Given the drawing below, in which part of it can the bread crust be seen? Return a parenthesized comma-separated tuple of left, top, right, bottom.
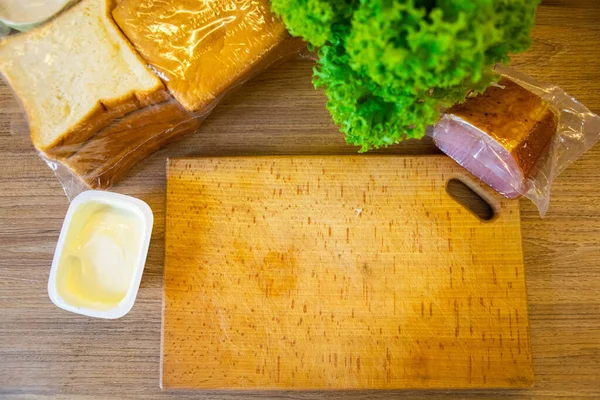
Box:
(0, 0, 167, 155)
(113, 0, 304, 111)
(46, 99, 201, 188)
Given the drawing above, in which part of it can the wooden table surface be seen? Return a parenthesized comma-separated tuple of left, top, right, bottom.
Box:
(1, 1, 599, 399)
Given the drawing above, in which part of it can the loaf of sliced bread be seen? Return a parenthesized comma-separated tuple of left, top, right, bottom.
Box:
(0, 0, 167, 155)
(113, 0, 303, 112)
(56, 99, 201, 188)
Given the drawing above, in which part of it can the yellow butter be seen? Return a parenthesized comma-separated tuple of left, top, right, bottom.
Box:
(56, 201, 142, 311)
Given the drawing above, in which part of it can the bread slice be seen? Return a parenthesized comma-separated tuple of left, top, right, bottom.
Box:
(0, 0, 167, 155)
(53, 99, 201, 189)
(113, 0, 303, 112)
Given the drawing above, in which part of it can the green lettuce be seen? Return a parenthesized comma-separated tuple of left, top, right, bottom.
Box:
(270, 0, 540, 152)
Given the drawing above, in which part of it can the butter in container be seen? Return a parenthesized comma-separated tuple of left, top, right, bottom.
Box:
(48, 191, 153, 319)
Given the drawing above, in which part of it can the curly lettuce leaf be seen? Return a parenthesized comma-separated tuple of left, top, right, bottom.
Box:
(270, 0, 357, 47)
(314, 39, 439, 151)
(271, 0, 541, 151)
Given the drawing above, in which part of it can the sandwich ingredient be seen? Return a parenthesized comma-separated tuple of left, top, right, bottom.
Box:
(56, 201, 143, 311)
(0, 0, 167, 154)
(432, 78, 557, 198)
(270, 0, 541, 151)
(113, 0, 304, 112)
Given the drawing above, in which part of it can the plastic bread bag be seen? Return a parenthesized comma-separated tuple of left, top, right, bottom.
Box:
(431, 64, 600, 217)
(0, 0, 305, 200)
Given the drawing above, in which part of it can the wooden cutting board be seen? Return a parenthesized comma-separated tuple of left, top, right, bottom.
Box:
(162, 156, 532, 390)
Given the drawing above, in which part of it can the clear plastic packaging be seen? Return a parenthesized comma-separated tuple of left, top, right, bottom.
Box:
(431, 65, 600, 216)
(0, 0, 304, 199)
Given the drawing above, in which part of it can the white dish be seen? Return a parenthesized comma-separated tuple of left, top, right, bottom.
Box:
(48, 191, 154, 319)
(0, 0, 78, 31)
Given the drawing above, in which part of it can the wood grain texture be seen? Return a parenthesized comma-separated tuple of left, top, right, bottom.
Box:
(0, 0, 599, 398)
(163, 156, 532, 389)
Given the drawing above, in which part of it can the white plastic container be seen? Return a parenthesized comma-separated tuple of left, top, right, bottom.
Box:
(48, 191, 153, 319)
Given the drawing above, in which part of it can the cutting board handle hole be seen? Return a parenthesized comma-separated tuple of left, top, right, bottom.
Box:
(446, 178, 496, 221)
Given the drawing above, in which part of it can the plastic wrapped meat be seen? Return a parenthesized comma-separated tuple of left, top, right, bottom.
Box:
(432, 78, 558, 199)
